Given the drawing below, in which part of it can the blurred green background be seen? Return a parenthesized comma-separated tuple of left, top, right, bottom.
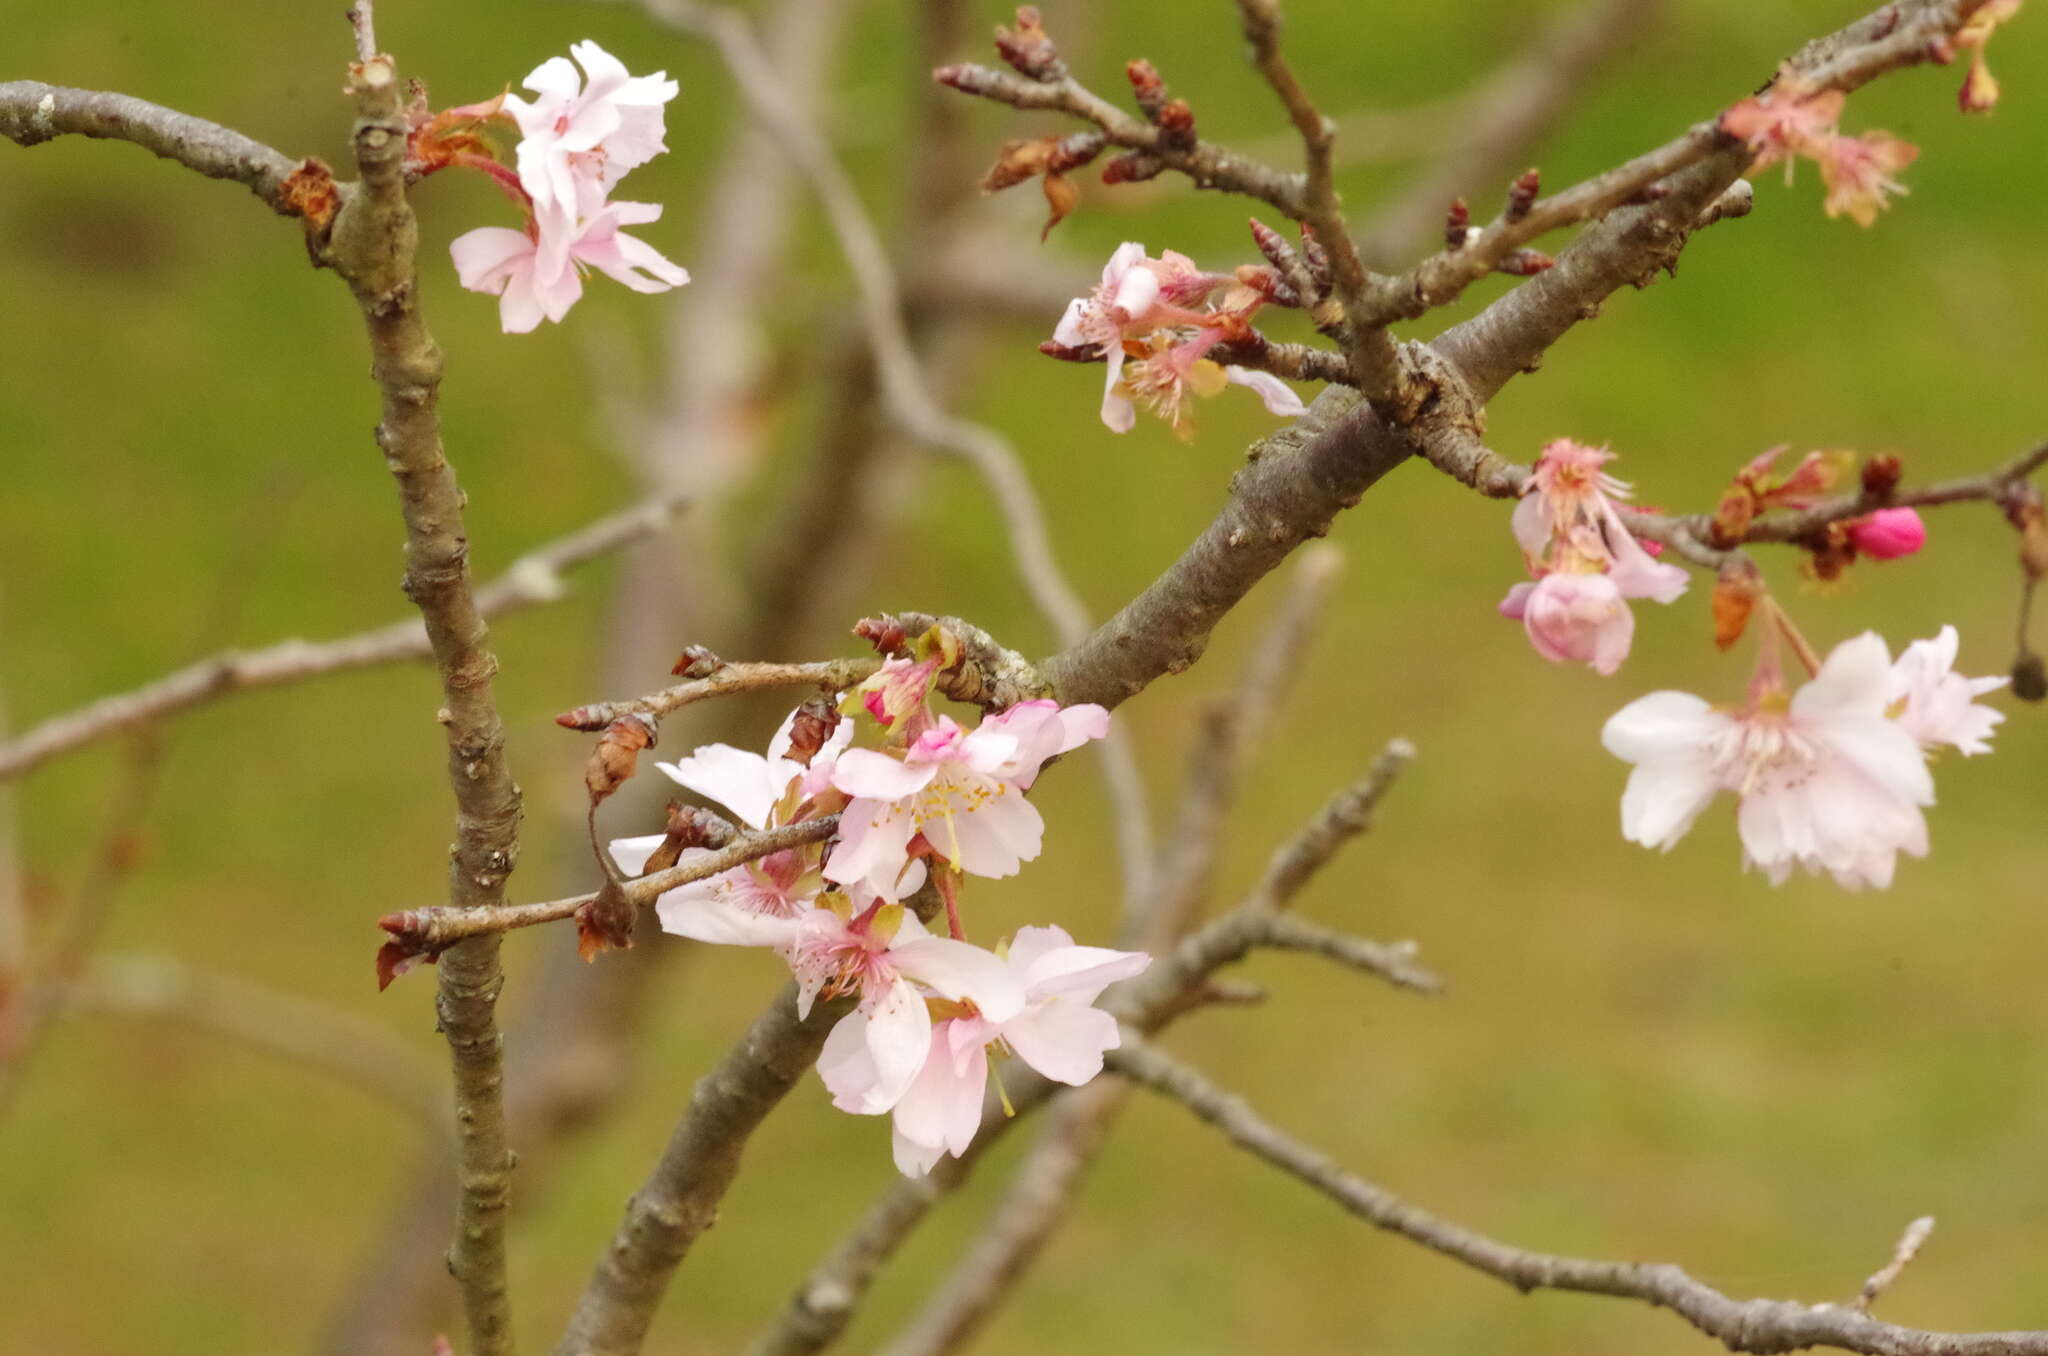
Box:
(4, 0, 2046, 1352)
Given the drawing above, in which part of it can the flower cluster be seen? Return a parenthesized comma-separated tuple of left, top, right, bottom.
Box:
(1498, 440, 1689, 675)
(1720, 68, 1919, 227)
(1051, 242, 1306, 438)
(1604, 626, 2005, 888)
(609, 635, 1146, 1175)
(445, 42, 691, 332)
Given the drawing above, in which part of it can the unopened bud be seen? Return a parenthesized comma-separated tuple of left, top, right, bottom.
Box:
(672, 645, 724, 678)
(1101, 151, 1165, 185)
(1249, 217, 1300, 273)
(1126, 59, 1169, 121)
(854, 614, 910, 656)
(1444, 198, 1470, 249)
(1506, 168, 1540, 222)
(1156, 98, 1196, 146)
(1297, 224, 1332, 293)
(1860, 453, 1903, 501)
(1493, 248, 1555, 276)
(994, 6, 1065, 82)
(783, 697, 843, 767)
(1233, 264, 1302, 308)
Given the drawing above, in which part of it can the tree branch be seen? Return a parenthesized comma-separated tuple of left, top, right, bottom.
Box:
(326, 51, 519, 1356)
(0, 493, 687, 782)
(1112, 1033, 2048, 1356)
(0, 80, 303, 213)
(551, 985, 855, 1356)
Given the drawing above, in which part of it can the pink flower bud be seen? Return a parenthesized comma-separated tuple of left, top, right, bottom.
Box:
(1848, 507, 1926, 560)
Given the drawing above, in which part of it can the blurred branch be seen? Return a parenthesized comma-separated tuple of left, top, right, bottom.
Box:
(1355, 0, 1666, 267)
(1855, 1216, 1936, 1314)
(1112, 1033, 2048, 1356)
(0, 681, 22, 980)
(326, 50, 519, 1356)
(620, 0, 1158, 904)
(749, 741, 1422, 1356)
(0, 493, 688, 782)
(0, 80, 303, 213)
(552, 984, 854, 1356)
(67, 952, 447, 1133)
(0, 734, 164, 1118)
(1132, 542, 1343, 947)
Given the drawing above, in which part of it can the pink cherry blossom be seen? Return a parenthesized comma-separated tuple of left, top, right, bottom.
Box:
(607, 709, 858, 943)
(504, 41, 679, 229)
(819, 924, 1149, 1175)
(1816, 130, 1918, 227)
(1720, 71, 1844, 175)
(1602, 633, 1935, 889)
(1847, 506, 1926, 560)
(1053, 242, 1173, 432)
(792, 906, 1022, 1113)
(450, 200, 688, 333)
(1499, 572, 1634, 675)
(824, 703, 1108, 899)
(1888, 626, 2006, 755)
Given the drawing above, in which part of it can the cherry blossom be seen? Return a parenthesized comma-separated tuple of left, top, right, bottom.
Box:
(1501, 441, 1686, 672)
(450, 200, 688, 333)
(1888, 625, 2006, 755)
(824, 702, 1108, 899)
(1602, 632, 1937, 889)
(607, 709, 856, 944)
(504, 41, 680, 230)
(789, 905, 1022, 1113)
(1816, 130, 1918, 227)
(818, 924, 1150, 1175)
(1720, 70, 1844, 174)
(1052, 242, 1177, 431)
(1951, 0, 2023, 112)
(1498, 572, 1634, 675)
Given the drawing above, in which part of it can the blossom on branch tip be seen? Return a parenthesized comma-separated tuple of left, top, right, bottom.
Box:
(1950, 0, 2022, 113)
(1499, 572, 1635, 675)
(1600, 631, 2000, 889)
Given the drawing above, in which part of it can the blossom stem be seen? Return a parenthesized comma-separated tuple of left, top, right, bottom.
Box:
(1768, 598, 1824, 679)
(934, 867, 967, 941)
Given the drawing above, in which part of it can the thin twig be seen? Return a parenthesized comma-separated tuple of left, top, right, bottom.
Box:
(1248, 913, 1443, 994)
(1113, 1035, 2044, 1356)
(378, 817, 841, 953)
(0, 493, 688, 782)
(328, 50, 519, 1356)
(555, 658, 878, 732)
(346, 2, 378, 62)
(0, 81, 303, 213)
(1854, 1216, 1936, 1314)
